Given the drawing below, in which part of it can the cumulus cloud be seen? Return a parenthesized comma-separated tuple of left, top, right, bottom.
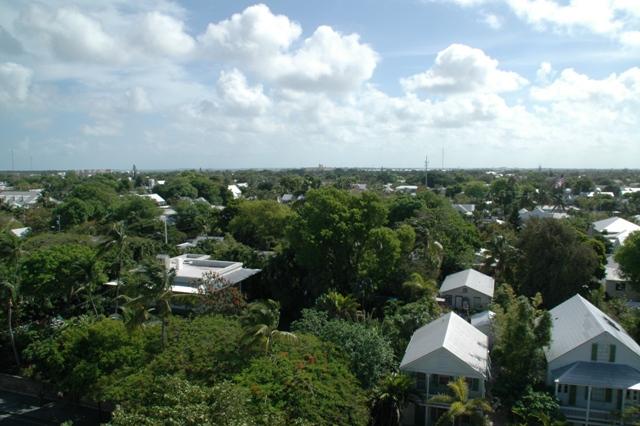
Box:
(401, 44, 528, 95)
(620, 31, 640, 48)
(536, 61, 553, 82)
(0, 62, 33, 104)
(481, 13, 503, 29)
(138, 12, 195, 57)
(216, 68, 271, 115)
(18, 5, 124, 64)
(531, 67, 640, 103)
(199, 4, 378, 93)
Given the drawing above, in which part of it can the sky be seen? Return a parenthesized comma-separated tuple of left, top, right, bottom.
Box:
(0, 0, 639, 170)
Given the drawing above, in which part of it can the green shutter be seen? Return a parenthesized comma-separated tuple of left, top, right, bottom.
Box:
(585, 386, 589, 400)
(591, 344, 598, 361)
(471, 378, 479, 392)
(606, 388, 612, 402)
(609, 345, 617, 362)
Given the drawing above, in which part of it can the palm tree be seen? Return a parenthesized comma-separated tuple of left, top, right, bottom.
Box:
(428, 377, 492, 426)
(241, 299, 297, 354)
(99, 222, 128, 315)
(117, 294, 154, 333)
(72, 254, 107, 316)
(483, 234, 518, 284)
(0, 278, 20, 368)
(370, 372, 416, 426)
(316, 291, 361, 320)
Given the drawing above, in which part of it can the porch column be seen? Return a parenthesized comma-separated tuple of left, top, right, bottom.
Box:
(585, 386, 592, 426)
(425, 374, 430, 426)
(554, 381, 559, 398)
(621, 389, 626, 426)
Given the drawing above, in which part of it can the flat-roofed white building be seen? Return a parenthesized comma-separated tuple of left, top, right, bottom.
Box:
(0, 189, 42, 209)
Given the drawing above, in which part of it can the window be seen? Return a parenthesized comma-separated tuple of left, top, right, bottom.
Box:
(591, 343, 598, 361)
(616, 283, 626, 291)
(462, 287, 468, 293)
(471, 378, 479, 392)
(438, 375, 451, 386)
(589, 388, 611, 402)
(416, 373, 426, 391)
(609, 345, 617, 362)
(473, 297, 481, 308)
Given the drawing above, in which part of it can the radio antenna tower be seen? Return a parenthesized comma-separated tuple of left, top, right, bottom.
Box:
(424, 155, 429, 188)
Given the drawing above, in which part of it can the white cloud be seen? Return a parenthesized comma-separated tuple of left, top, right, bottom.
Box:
(138, 12, 195, 57)
(199, 4, 378, 93)
(620, 31, 640, 48)
(401, 44, 528, 94)
(18, 5, 124, 64)
(536, 61, 553, 82)
(199, 4, 301, 61)
(531, 67, 640, 103)
(126, 87, 152, 112)
(0, 62, 33, 103)
(216, 68, 270, 115)
(82, 120, 122, 136)
(481, 13, 503, 29)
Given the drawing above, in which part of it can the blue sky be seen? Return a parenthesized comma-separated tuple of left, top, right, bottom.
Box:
(0, 0, 639, 170)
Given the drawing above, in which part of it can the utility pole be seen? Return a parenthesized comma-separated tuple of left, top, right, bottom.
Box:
(424, 155, 429, 188)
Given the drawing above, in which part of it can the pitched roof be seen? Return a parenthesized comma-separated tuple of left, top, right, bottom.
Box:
(400, 312, 489, 378)
(439, 268, 495, 297)
(545, 294, 640, 363)
(593, 217, 640, 234)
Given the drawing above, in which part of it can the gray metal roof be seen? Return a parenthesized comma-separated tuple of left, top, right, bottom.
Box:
(400, 312, 489, 378)
(546, 295, 640, 363)
(439, 268, 495, 297)
(471, 310, 495, 329)
(552, 361, 640, 390)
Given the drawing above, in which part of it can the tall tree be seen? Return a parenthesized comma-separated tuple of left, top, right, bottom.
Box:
(491, 286, 552, 410)
(240, 299, 297, 354)
(615, 231, 640, 289)
(516, 219, 601, 307)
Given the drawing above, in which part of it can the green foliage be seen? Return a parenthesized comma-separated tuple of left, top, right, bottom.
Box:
(229, 200, 293, 250)
(174, 199, 219, 236)
(491, 286, 551, 409)
(291, 309, 395, 388)
(381, 297, 440, 358)
(369, 372, 416, 426)
(314, 291, 360, 321)
(234, 334, 369, 426)
(110, 376, 255, 426)
(288, 188, 387, 295)
(241, 299, 297, 354)
(19, 243, 99, 316)
(109, 196, 160, 236)
(23, 317, 151, 402)
(615, 231, 640, 288)
(512, 387, 564, 426)
(516, 219, 601, 307)
(428, 377, 492, 426)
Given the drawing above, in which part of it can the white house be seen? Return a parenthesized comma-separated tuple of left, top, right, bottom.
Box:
(453, 204, 476, 217)
(227, 184, 243, 199)
(400, 312, 490, 426)
(602, 256, 639, 302)
(139, 193, 166, 206)
(546, 295, 640, 425)
(0, 189, 42, 209)
(592, 217, 640, 248)
(439, 269, 495, 311)
(105, 254, 260, 295)
(396, 185, 418, 195)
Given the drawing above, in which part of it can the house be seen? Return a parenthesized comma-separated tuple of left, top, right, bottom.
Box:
(396, 185, 418, 195)
(279, 193, 295, 204)
(351, 183, 368, 192)
(519, 207, 569, 222)
(105, 254, 260, 294)
(227, 184, 243, 199)
(439, 269, 495, 311)
(470, 310, 496, 346)
(0, 189, 43, 209)
(547, 295, 640, 425)
(592, 217, 640, 248)
(602, 256, 640, 302)
(400, 312, 490, 426)
(176, 236, 224, 251)
(10, 227, 31, 238)
(139, 193, 167, 206)
(453, 204, 475, 216)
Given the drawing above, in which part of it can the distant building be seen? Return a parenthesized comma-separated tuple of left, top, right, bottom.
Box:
(351, 183, 368, 191)
(592, 217, 640, 248)
(452, 204, 475, 216)
(439, 268, 495, 311)
(139, 193, 167, 206)
(396, 185, 418, 195)
(105, 253, 260, 294)
(10, 227, 31, 238)
(602, 255, 639, 302)
(227, 184, 243, 199)
(519, 207, 569, 222)
(0, 189, 43, 209)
